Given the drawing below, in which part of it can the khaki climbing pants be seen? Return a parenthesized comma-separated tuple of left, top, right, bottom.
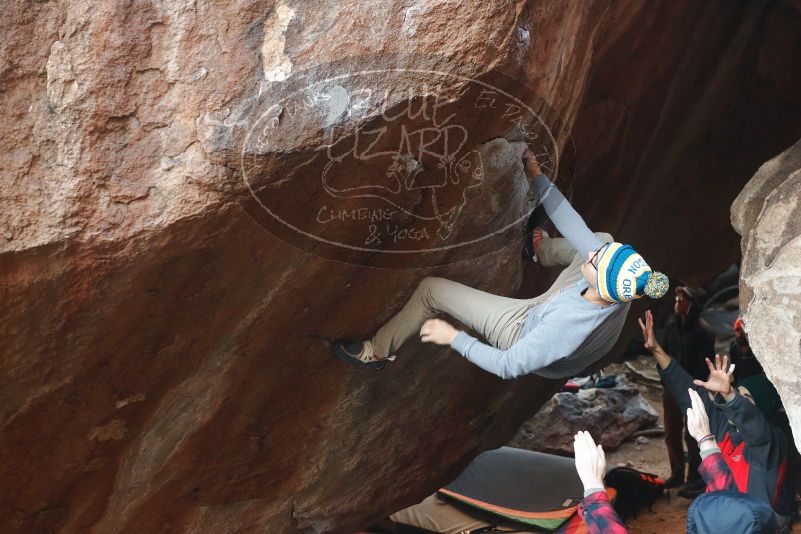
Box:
(371, 232, 614, 359)
(389, 492, 538, 533)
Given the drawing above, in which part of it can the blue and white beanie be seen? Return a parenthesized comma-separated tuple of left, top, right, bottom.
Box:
(596, 243, 669, 303)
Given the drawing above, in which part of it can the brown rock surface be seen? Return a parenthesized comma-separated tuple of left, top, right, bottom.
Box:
(732, 136, 801, 452)
(2, 1, 801, 532)
(511, 376, 658, 455)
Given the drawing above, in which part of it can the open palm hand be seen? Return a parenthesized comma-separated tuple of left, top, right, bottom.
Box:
(686, 388, 712, 441)
(573, 431, 606, 491)
(693, 354, 735, 396)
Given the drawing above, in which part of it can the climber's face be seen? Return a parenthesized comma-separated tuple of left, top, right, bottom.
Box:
(581, 244, 607, 289)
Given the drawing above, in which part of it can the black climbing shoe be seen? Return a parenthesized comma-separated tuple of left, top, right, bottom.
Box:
(330, 340, 395, 370)
(663, 474, 684, 489)
(677, 478, 705, 499)
(522, 204, 549, 262)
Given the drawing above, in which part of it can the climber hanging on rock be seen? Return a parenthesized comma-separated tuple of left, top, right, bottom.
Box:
(330, 148, 670, 378)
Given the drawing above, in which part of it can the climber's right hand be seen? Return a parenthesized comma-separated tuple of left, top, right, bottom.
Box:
(523, 149, 542, 177)
(420, 318, 459, 346)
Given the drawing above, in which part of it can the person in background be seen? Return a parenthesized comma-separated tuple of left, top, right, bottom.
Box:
(576, 392, 778, 534)
(728, 317, 797, 511)
(729, 317, 764, 383)
(640, 310, 792, 532)
(660, 285, 716, 494)
(684, 388, 778, 533)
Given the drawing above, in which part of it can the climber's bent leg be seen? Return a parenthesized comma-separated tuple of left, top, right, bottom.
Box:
(371, 277, 531, 358)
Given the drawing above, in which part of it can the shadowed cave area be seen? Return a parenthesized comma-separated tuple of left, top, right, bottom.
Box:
(2, 0, 801, 532)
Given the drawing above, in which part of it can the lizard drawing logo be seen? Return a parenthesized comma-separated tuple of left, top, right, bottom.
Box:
(320, 114, 484, 240)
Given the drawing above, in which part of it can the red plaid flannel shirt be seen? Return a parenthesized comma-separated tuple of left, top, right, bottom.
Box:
(699, 450, 737, 492)
(577, 491, 627, 534)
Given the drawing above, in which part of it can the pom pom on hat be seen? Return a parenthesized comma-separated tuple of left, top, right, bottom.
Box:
(644, 272, 669, 299)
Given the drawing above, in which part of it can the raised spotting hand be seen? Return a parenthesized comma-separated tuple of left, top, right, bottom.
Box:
(637, 310, 672, 369)
(686, 388, 713, 443)
(693, 354, 736, 401)
(573, 430, 606, 492)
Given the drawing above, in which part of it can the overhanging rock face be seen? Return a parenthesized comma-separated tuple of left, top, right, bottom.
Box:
(2, 1, 801, 532)
(732, 137, 801, 453)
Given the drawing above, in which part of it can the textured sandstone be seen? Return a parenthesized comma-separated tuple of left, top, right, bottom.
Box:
(2, 1, 801, 532)
(732, 137, 801, 453)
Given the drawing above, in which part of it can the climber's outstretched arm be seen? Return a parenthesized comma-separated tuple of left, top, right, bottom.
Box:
(449, 314, 585, 379)
(523, 150, 604, 258)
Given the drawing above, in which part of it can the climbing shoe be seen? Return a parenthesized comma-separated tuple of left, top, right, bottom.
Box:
(663, 473, 684, 489)
(330, 340, 395, 370)
(677, 478, 705, 499)
(522, 204, 549, 262)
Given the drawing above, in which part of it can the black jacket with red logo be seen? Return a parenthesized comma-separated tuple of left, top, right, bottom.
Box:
(659, 359, 792, 520)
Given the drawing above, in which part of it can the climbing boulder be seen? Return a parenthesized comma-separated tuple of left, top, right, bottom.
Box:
(510, 376, 658, 455)
(732, 137, 801, 452)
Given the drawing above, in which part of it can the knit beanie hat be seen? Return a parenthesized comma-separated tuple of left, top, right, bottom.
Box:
(596, 243, 669, 303)
(739, 375, 782, 420)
